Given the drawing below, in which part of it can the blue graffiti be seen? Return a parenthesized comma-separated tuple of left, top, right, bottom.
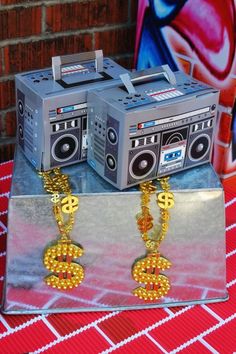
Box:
(136, 0, 188, 70)
(150, 0, 188, 26)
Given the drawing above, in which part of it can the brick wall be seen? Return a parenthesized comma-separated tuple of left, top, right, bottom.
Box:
(0, 0, 137, 162)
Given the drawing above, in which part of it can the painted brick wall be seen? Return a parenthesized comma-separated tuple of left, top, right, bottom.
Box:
(0, 0, 137, 162)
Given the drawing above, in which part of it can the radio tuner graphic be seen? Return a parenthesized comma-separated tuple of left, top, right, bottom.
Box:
(87, 65, 220, 190)
(15, 50, 129, 171)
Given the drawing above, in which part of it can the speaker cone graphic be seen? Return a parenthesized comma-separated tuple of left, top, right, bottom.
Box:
(188, 134, 210, 161)
(106, 154, 117, 170)
(107, 128, 118, 145)
(18, 99, 24, 116)
(52, 134, 78, 162)
(129, 150, 156, 179)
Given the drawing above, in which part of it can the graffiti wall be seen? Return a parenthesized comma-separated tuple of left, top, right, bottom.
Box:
(135, 0, 236, 178)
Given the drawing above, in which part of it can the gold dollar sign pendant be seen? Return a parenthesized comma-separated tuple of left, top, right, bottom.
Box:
(39, 168, 85, 291)
(132, 253, 171, 300)
(132, 178, 174, 301)
(61, 195, 79, 214)
(43, 240, 84, 290)
(157, 192, 174, 209)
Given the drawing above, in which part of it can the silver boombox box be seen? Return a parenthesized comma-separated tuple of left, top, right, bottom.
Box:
(15, 50, 129, 171)
(87, 66, 220, 190)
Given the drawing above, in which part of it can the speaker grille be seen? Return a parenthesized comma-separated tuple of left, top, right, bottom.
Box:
(24, 125, 34, 152)
(93, 134, 105, 164)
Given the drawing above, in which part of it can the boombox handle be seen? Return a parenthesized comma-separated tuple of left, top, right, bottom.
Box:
(52, 50, 103, 81)
(120, 65, 176, 95)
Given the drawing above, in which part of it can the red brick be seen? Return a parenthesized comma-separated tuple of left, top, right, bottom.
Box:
(0, 113, 16, 150)
(0, 176, 11, 196)
(0, 50, 3, 77)
(226, 225, 236, 254)
(116, 56, 134, 70)
(0, 7, 41, 41)
(0, 251, 5, 277)
(46, 0, 128, 33)
(48, 312, 107, 336)
(226, 254, 236, 283)
(0, 320, 8, 335)
(0, 160, 13, 178)
(176, 340, 213, 354)
(95, 26, 136, 56)
(0, 320, 56, 353)
(217, 112, 232, 144)
(99, 309, 168, 344)
(219, 78, 236, 108)
(0, 80, 15, 110)
(0, 233, 7, 252)
(0, 0, 26, 4)
(3, 314, 36, 329)
(207, 284, 236, 320)
(131, 0, 138, 22)
(89, 0, 128, 26)
(4, 110, 16, 137)
(3, 34, 93, 75)
(0, 143, 15, 163)
(204, 317, 236, 353)
(46, 2, 90, 32)
(0, 215, 6, 233)
(0, 113, 4, 137)
(45, 328, 110, 354)
(113, 335, 164, 353)
(212, 143, 226, 176)
(150, 307, 218, 352)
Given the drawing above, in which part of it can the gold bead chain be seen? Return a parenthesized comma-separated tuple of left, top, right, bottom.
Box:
(132, 177, 174, 301)
(39, 168, 85, 290)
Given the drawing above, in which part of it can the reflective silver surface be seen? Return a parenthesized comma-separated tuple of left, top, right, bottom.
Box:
(2, 149, 227, 314)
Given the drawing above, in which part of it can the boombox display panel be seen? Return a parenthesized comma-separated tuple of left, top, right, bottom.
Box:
(15, 51, 129, 171)
(2, 148, 227, 314)
(87, 67, 219, 190)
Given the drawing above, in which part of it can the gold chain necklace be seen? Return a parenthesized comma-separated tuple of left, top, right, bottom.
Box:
(132, 177, 174, 301)
(39, 168, 85, 290)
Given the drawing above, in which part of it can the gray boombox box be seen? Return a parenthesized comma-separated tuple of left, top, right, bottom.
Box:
(87, 66, 220, 190)
(15, 50, 129, 171)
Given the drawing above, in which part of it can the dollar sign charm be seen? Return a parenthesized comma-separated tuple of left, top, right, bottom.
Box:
(51, 193, 60, 204)
(43, 241, 84, 290)
(157, 192, 174, 209)
(61, 195, 79, 214)
(132, 253, 171, 300)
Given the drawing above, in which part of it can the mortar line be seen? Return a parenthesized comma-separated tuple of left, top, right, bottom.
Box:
(0, 23, 136, 48)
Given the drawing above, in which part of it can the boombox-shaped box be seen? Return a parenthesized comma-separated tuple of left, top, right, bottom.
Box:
(87, 66, 220, 189)
(15, 50, 128, 171)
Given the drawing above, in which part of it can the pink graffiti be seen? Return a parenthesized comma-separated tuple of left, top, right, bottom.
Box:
(171, 0, 235, 80)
